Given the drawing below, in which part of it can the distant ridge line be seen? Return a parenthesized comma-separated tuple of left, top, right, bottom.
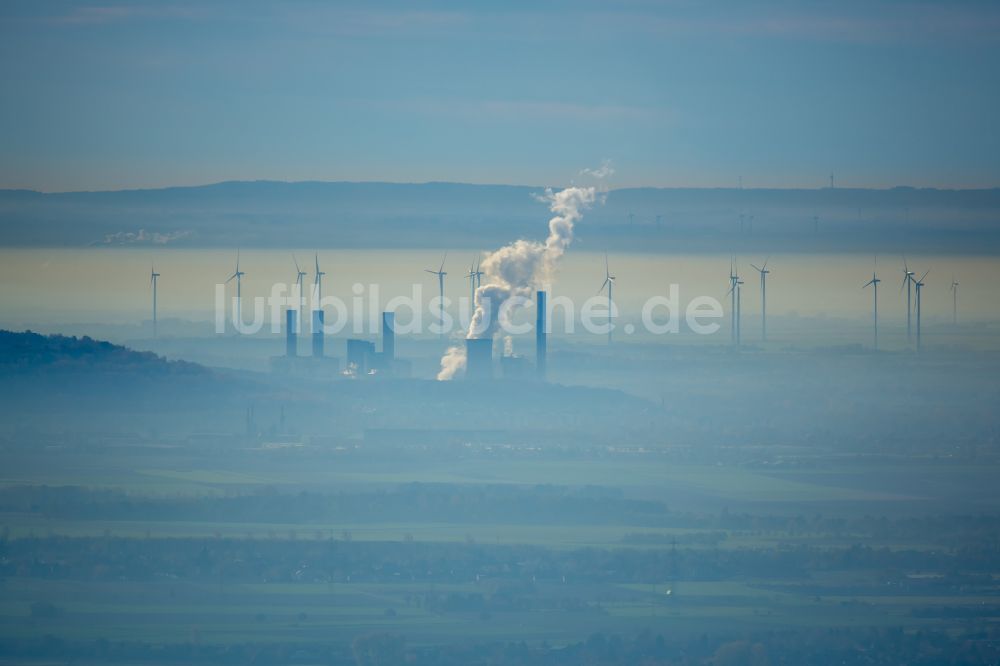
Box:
(3, 180, 999, 197)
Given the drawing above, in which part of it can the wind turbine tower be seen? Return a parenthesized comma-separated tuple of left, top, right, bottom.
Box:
(150, 265, 160, 338)
(901, 259, 915, 343)
(311, 254, 327, 350)
(425, 253, 447, 339)
(914, 270, 929, 352)
(863, 260, 881, 350)
(599, 253, 616, 345)
(735, 278, 744, 346)
(313, 253, 326, 302)
(728, 258, 739, 344)
(226, 251, 245, 325)
(465, 257, 482, 308)
(750, 259, 770, 341)
(951, 276, 959, 326)
(293, 255, 307, 332)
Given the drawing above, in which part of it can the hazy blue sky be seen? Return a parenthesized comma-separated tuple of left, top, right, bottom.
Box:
(2, 1, 999, 191)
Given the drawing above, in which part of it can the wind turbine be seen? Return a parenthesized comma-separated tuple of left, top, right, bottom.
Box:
(150, 264, 160, 338)
(726, 274, 744, 347)
(293, 255, 307, 293)
(465, 257, 482, 306)
(737, 278, 744, 345)
(226, 250, 245, 324)
(951, 276, 959, 326)
(313, 253, 326, 302)
(914, 270, 929, 352)
(728, 258, 739, 344)
(901, 258, 915, 343)
(749, 258, 770, 341)
(598, 253, 616, 345)
(425, 253, 447, 339)
(862, 259, 881, 350)
(293, 255, 307, 330)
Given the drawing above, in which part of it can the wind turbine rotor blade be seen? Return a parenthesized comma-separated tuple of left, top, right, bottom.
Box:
(919, 269, 930, 282)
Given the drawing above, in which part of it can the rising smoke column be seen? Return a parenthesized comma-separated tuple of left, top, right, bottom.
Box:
(436, 185, 597, 380)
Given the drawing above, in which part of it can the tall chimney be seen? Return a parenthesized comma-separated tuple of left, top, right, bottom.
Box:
(536, 290, 547, 380)
(382, 311, 395, 359)
(285, 309, 297, 357)
(312, 310, 324, 357)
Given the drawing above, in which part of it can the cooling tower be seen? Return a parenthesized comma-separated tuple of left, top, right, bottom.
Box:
(465, 337, 493, 380)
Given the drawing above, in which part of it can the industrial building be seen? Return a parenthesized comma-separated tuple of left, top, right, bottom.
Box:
(269, 307, 340, 377)
(342, 311, 409, 378)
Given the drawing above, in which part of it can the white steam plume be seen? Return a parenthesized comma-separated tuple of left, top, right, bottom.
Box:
(436, 185, 597, 380)
(579, 159, 615, 180)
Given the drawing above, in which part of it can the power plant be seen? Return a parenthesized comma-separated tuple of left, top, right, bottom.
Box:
(463, 292, 548, 382)
(196, 245, 949, 379)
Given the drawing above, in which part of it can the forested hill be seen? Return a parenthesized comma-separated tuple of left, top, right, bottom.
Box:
(0, 330, 228, 420)
(0, 330, 203, 376)
(2, 181, 999, 253)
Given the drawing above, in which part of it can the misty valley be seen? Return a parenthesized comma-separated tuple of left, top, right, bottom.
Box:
(1, 324, 1000, 664)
